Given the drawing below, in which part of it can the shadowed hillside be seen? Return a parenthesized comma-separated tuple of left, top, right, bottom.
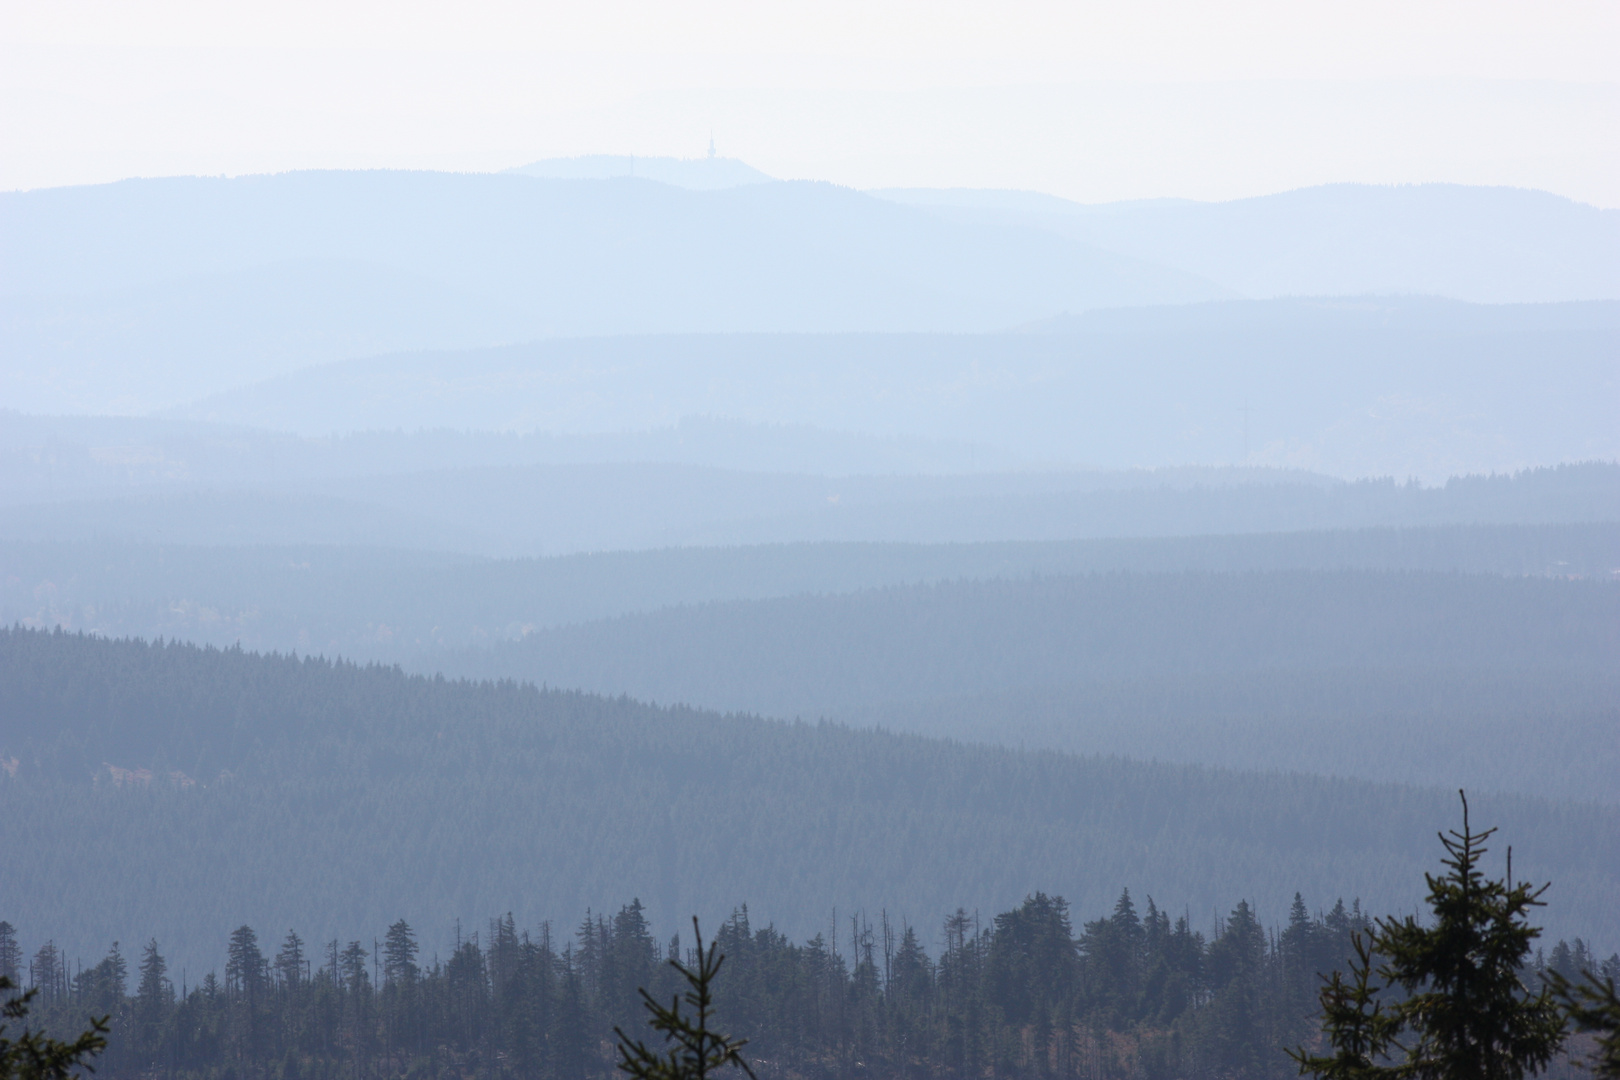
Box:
(2, 627, 1615, 977)
(431, 569, 1620, 803)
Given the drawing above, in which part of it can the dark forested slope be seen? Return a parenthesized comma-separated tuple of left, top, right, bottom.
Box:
(2, 628, 1615, 977)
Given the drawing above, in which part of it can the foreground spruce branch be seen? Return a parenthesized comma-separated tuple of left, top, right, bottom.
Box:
(614, 919, 755, 1080)
(1553, 969, 1620, 1078)
(0, 977, 107, 1080)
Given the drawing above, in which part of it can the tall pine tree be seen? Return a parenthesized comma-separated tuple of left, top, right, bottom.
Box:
(1294, 792, 1565, 1080)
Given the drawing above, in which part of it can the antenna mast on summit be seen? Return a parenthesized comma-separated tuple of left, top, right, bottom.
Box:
(708, 131, 716, 159)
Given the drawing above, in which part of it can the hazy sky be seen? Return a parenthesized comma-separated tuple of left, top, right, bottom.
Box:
(3, 0, 1617, 204)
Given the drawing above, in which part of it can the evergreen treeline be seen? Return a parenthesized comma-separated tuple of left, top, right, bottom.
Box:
(3, 458, 1614, 560)
(3, 627, 1618, 973)
(5, 898, 1614, 1080)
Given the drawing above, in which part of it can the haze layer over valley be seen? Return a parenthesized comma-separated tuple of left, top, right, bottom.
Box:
(2, 154, 1617, 1015)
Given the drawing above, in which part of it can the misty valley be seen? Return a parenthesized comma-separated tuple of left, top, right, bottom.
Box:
(1, 167, 1617, 1080)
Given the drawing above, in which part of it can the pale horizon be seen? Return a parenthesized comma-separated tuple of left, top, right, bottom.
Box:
(3, 0, 1617, 205)
(7, 153, 1619, 214)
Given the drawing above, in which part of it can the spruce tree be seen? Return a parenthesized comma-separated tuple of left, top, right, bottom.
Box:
(226, 926, 266, 999)
(339, 942, 369, 994)
(137, 940, 168, 1007)
(274, 932, 305, 990)
(382, 921, 419, 986)
(1293, 792, 1566, 1080)
(0, 927, 18, 988)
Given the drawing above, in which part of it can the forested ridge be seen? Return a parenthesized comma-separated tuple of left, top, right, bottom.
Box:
(6, 522, 1615, 661)
(431, 568, 1620, 803)
(7, 160, 1617, 1080)
(4, 460, 1615, 558)
(445, 569, 1619, 701)
(5, 894, 1613, 1080)
(3, 627, 1617, 976)
(6, 526, 1616, 800)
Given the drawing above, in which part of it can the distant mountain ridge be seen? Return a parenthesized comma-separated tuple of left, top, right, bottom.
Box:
(1019, 295, 1620, 334)
(875, 182, 1620, 304)
(0, 171, 1225, 412)
(166, 302, 1620, 479)
(4, 172, 1614, 418)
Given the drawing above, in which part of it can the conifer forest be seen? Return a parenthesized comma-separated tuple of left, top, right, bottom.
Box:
(6, 896, 1615, 1080)
(6, 65, 1620, 1080)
